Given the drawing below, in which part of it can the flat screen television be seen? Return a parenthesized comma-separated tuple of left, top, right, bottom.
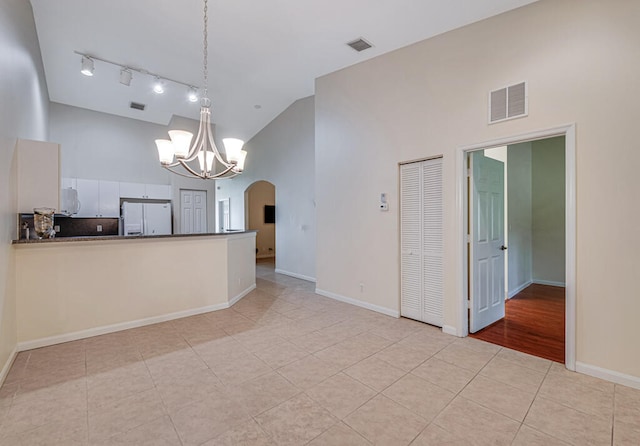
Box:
(264, 205, 275, 224)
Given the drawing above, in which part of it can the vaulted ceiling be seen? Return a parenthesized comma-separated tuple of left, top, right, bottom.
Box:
(31, 0, 537, 141)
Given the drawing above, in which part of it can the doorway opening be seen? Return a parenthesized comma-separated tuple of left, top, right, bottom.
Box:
(245, 180, 276, 263)
(458, 125, 576, 369)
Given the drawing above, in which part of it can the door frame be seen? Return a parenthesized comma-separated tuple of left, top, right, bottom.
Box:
(456, 124, 576, 370)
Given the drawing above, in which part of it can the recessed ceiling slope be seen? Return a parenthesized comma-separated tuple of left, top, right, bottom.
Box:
(30, 0, 538, 141)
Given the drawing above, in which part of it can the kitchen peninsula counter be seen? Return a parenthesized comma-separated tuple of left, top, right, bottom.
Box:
(13, 231, 257, 350)
(12, 230, 254, 244)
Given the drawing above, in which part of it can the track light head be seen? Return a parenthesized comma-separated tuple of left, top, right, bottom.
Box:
(119, 68, 132, 86)
(153, 77, 165, 94)
(80, 56, 94, 76)
(188, 87, 199, 103)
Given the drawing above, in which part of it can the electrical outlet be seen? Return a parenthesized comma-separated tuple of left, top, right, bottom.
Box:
(97, 225, 103, 232)
(359, 282, 364, 293)
(54, 225, 60, 232)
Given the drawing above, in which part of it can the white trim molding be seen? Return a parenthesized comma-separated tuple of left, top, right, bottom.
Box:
(457, 123, 577, 370)
(17, 283, 256, 352)
(0, 347, 18, 387)
(442, 325, 459, 337)
(275, 269, 317, 283)
(576, 362, 640, 390)
(533, 279, 566, 287)
(508, 280, 533, 299)
(315, 288, 399, 318)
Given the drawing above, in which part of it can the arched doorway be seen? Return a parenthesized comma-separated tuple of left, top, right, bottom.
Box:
(245, 180, 275, 263)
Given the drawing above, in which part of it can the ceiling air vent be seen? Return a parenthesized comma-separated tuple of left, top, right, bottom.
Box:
(489, 81, 527, 124)
(130, 101, 146, 111)
(347, 38, 373, 52)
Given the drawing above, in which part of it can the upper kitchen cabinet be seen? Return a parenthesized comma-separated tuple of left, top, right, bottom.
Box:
(120, 182, 171, 200)
(16, 139, 60, 213)
(75, 179, 119, 218)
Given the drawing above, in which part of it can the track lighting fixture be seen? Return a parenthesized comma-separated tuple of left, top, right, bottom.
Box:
(153, 78, 165, 94)
(80, 56, 94, 76)
(74, 51, 202, 103)
(188, 87, 199, 103)
(119, 68, 132, 86)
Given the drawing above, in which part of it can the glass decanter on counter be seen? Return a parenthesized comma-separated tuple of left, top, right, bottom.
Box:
(33, 207, 56, 239)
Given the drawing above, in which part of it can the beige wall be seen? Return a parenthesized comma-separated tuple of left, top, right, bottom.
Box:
(216, 96, 316, 281)
(14, 233, 256, 346)
(507, 142, 533, 294)
(0, 0, 50, 379)
(315, 0, 640, 378)
(532, 137, 565, 284)
(247, 180, 276, 258)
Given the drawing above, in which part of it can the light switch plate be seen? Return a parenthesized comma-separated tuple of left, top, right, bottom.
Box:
(97, 225, 103, 232)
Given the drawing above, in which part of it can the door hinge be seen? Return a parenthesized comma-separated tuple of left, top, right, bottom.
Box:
(466, 234, 470, 243)
(466, 168, 471, 177)
(467, 299, 471, 309)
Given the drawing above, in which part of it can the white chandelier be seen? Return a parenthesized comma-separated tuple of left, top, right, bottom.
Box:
(155, 0, 247, 179)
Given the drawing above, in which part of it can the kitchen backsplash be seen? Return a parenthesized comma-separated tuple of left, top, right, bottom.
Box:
(18, 214, 119, 239)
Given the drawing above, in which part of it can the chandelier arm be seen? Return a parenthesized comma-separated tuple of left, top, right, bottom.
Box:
(206, 118, 233, 167)
(177, 158, 208, 178)
(163, 164, 206, 179)
(182, 109, 207, 162)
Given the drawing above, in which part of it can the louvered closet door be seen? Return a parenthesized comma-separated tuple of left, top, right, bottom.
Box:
(400, 158, 444, 327)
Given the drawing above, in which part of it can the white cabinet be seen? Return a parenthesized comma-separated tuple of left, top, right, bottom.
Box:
(75, 179, 120, 218)
(145, 184, 172, 200)
(120, 182, 171, 200)
(16, 139, 60, 213)
(119, 182, 146, 199)
(99, 181, 120, 217)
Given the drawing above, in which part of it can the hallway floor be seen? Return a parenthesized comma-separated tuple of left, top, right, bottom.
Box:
(0, 268, 637, 445)
(470, 284, 565, 363)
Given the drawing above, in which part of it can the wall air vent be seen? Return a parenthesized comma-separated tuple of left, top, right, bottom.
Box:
(130, 101, 146, 111)
(347, 38, 373, 52)
(489, 81, 527, 124)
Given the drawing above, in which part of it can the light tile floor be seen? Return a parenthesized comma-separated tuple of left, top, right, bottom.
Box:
(0, 262, 638, 445)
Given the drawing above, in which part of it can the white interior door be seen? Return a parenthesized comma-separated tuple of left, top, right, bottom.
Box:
(470, 151, 506, 333)
(218, 198, 230, 231)
(180, 190, 207, 234)
(400, 158, 444, 327)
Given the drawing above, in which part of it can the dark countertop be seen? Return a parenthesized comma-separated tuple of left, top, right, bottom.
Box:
(13, 230, 255, 245)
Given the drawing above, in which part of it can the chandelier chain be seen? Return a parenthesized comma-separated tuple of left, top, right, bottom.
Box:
(203, 0, 208, 97)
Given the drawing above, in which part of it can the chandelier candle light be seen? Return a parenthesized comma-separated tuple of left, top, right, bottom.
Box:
(155, 0, 247, 179)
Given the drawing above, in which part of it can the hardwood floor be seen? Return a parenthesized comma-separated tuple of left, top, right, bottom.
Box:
(470, 284, 565, 363)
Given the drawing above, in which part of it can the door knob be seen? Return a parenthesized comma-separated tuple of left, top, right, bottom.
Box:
(500, 245, 508, 251)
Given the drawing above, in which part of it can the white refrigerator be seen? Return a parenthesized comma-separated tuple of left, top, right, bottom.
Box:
(122, 202, 172, 236)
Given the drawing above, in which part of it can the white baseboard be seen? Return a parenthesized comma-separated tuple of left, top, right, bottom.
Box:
(315, 288, 399, 318)
(17, 284, 256, 352)
(442, 325, 460, 337)
(533, 279, 566, 287)
(508, 280, 533, 299)
(274, 269, 316, 283)
(229, 284, 256, 306)
(0, 347, 17, 387)
(576, 361, 640, 390)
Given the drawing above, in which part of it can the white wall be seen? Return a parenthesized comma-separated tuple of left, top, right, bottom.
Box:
(247, 181, 276, 258)
(0, 0, 50, 378)
(532, 136, 565, 284)
(315, 0, 640, 379)
(49, 104, 217, 232)
(507, 142, 533, 295)
(216, 96, 315, 281)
